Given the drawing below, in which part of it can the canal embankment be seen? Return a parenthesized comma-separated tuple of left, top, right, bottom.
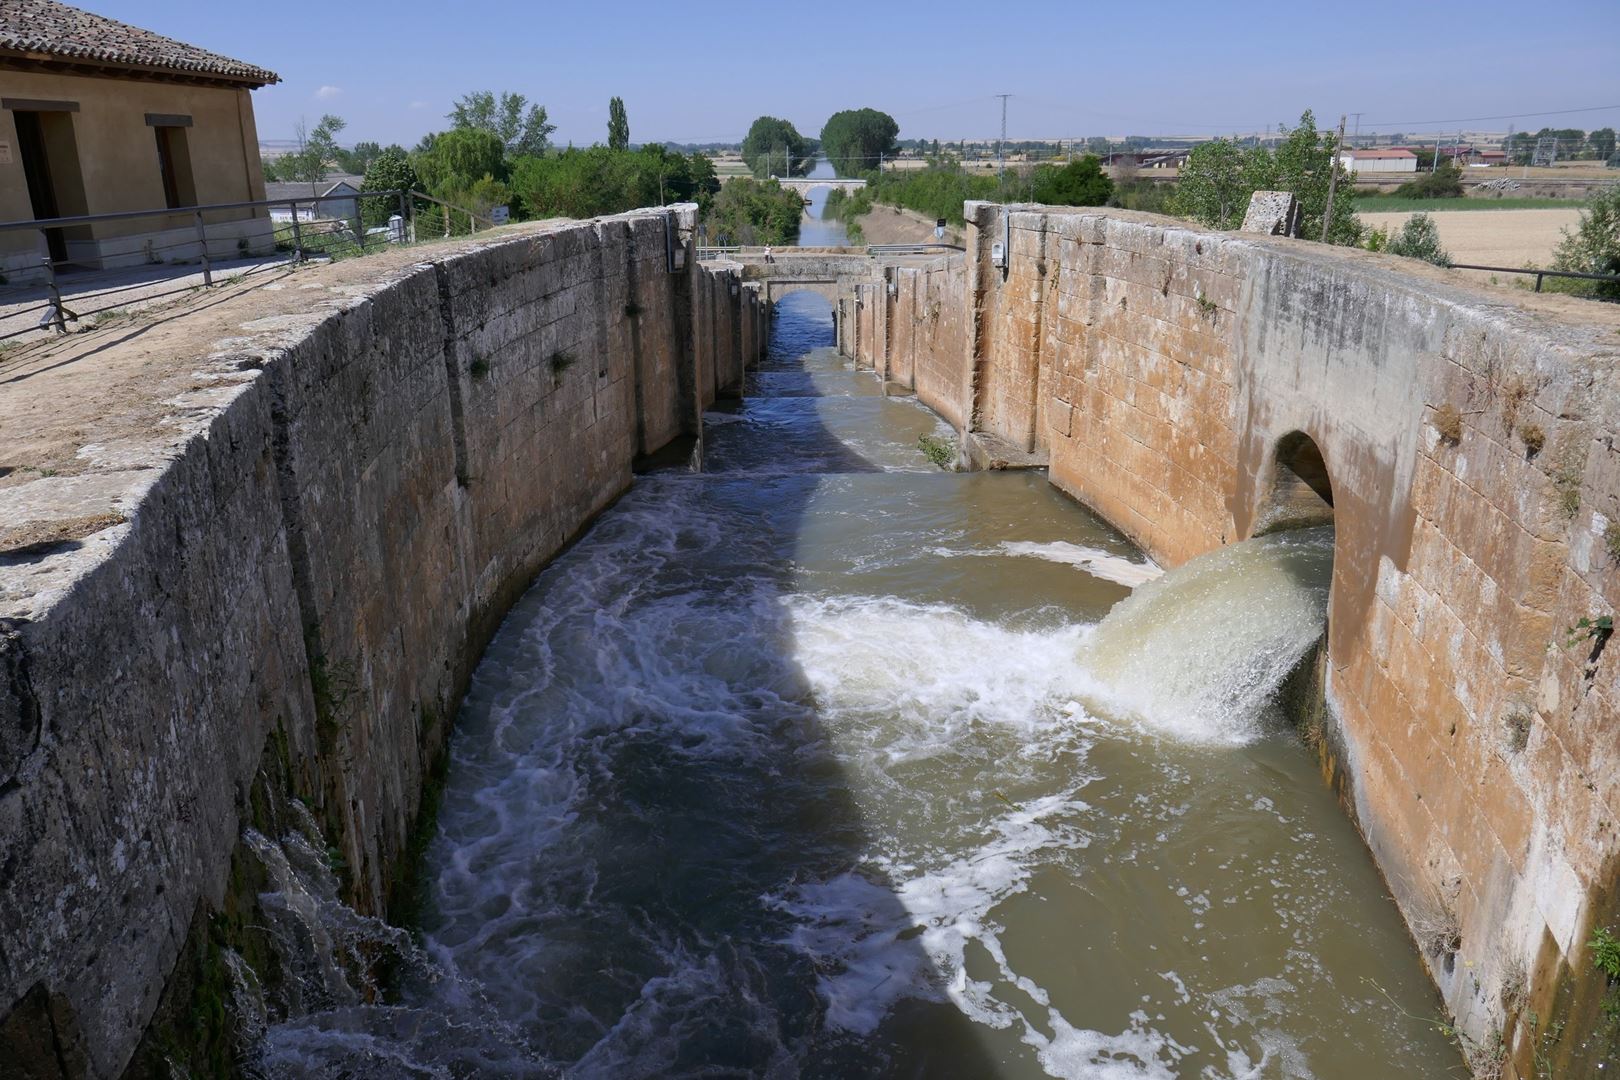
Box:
(0, 206, 765, 1077)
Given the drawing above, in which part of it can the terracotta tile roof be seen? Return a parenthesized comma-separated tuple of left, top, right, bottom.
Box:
(1343, 149, 1418, 159)
(0, 0, 279, 86)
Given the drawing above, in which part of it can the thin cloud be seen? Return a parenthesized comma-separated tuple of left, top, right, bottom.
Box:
(409, 100, 431, 110)
(315, 85, 343, 100)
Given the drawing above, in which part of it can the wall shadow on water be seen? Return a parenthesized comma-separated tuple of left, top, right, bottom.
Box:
(403, 290, 1008, 1077)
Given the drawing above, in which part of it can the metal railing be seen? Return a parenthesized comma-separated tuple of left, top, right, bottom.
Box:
(1, 189, 498, 341)
(696, 242, 964, 261)
(866, 243, 967, 254)
(1448, 263, 1620, 292)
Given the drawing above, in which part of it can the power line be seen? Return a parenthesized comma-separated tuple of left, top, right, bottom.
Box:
(1355, 104, 1620, 128)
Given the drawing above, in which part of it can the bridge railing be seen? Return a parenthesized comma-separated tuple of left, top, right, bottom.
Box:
(698, 243, 964, 262)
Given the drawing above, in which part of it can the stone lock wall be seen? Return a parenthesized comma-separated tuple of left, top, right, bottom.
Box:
(0, 206, 765, 1078)
(846, 202, 1620, 1073)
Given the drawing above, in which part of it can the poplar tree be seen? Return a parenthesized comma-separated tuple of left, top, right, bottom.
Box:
(608, 97, 629, 151)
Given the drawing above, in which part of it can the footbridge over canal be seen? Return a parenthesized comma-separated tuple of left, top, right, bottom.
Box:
(769, 176, 867, 196)
(704, 245, 956, 306)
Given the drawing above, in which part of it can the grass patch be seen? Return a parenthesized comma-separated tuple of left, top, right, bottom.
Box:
(1353, 196, 1578, 212)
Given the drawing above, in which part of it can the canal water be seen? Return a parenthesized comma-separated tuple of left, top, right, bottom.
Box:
(254, 294, 1461, 1077)
(796, 157, 848, 247)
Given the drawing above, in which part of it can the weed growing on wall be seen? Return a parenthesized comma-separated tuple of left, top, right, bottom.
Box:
(1592, 927, 1620, 979)
(549, 350, 578, 379)
(916, 433, 955, 468)
(1554, 465, 1583, 518)
(1606, 523, 1620, 563)
(1432, 403, 1464, 444)
(1502, 706, 1533, 754)
(1518, 422, 1546, 457)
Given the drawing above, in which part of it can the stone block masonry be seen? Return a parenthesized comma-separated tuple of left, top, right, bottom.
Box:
(842, 201, 1620, 1075)
(0, 206, 764, 1078)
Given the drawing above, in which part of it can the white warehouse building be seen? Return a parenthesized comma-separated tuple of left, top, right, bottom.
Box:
(1337, 148, 1419, 174)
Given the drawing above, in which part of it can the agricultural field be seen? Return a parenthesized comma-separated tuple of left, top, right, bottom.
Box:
(1358, 207, 1582, 276)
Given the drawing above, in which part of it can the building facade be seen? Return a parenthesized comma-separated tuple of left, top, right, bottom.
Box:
(0, 0, 279, 281)
(1336, 148, 1419, 174)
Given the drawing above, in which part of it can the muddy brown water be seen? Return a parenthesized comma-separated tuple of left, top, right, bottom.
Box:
(254, 290, 1460, 1078)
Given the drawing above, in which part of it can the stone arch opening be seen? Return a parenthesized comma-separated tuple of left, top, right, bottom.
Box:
(1256, 431, 1334, 535)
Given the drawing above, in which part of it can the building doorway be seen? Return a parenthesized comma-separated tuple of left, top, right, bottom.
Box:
(12, 108, 88, 267)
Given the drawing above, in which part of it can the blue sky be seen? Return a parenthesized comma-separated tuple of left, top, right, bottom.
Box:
(97, 0, 1620, 147)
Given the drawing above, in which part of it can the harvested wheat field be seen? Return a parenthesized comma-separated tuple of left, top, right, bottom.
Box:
(1359, 207, 1582, 282)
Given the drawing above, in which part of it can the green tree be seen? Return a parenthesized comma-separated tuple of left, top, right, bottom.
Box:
(335, 140, 383, 175)
(1384, 213, 1451, 266)
(413, 128, 508, 199)
(741, 116, 811, 178)
(359, 146, 421, 225)
(820, 108, 900, 177)
(1031, 155, 1114, 206)
(608, 97, 629, 151)
(448, 90, 555, 156)
(1268, 111, 1360, 244)
(1169, 139, 1251, 229)
(1551, 183, 1620, 301)
(1590, 128, 1617, 161)
(283, 114, 347, 193)
(702, 178, 803, 246)
(509, 146, 720, 220)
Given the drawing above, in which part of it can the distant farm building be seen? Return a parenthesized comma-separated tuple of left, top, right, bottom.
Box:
(1337, 148, 1418, 175)
(264, 177, 363, 222)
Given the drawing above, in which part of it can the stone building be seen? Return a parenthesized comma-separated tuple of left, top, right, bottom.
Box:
(0, 0, 279, 280)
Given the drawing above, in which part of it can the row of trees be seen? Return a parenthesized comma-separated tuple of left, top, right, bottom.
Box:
(266, 94, 811, 242)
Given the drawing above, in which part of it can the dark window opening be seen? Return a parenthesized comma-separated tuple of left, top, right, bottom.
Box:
(154, 125, 196, 209)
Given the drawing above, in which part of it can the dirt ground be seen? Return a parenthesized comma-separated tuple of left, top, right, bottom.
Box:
(1357, 207, 1582, 278)
(0, 242, 445, 490)
(852, 204, 966, 247)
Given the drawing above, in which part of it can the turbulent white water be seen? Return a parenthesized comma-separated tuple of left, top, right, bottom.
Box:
(1076, 528, 1335, 745)
(247, 294, 1458, 1079)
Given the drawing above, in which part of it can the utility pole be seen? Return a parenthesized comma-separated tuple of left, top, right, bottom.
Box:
(1321, 113, 1347, 244)
(995, 93, 1011, 182)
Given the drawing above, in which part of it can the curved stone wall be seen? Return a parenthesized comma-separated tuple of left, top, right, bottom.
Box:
(856, 202, 1620, 1072)
(0, 207, 766, 1077)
